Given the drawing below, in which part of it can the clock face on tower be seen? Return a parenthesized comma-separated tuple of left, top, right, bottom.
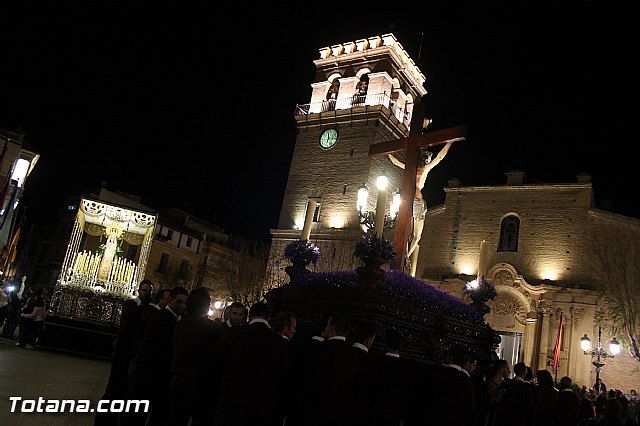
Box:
(319, 128, 338, 149)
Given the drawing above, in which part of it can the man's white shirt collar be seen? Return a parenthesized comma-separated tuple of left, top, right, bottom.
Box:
(447, 363, 470, 377)
(249, 318, 270, 327)
(328, 336, 346, 341)
(352, 342, 368, 352)
(311, 335, 325, 341)
(165, 305, 180, 320)
(385, 352, 400, 358)
(150, 303, 161, 310)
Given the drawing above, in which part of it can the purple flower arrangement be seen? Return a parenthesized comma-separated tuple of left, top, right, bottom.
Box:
(353, 235, 396, 263)
(283, 240, 320, 265)
(289, 268, 485, 325)
(464, 279, 498, 302)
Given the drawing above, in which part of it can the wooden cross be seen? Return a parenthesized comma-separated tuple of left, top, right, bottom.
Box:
(368, 102, 467, 271)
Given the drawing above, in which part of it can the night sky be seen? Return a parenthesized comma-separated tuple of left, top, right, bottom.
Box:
(1, 3, 635, 241)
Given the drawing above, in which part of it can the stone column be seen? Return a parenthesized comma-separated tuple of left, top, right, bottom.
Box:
(523, 313, 538, 370)
(570, 307, 587, 385)
(301, 200, 317, 241)
(537, 300, 553, 371)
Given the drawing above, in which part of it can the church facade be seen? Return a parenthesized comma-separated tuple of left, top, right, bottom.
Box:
(417, 170, 640, 393)
(266, 33, 640, 392)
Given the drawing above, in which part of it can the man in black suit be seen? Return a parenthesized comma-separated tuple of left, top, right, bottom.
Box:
(212, 302, 291, 426)
(168, 287, 224, 426)
(433, 345, 476, 426)
(95, 279, 153, 426)
(300, 314, 358, 426)
(511, 361, 536, 426)
(284, 315, 327, 426)
(553, 376, 579, 426)
(269, 311, 298, 424)
(368, 327, 408, 426)
(346, 320, 377, 426)
(120, 285, 188, 426)
(130, 288, 171, 360)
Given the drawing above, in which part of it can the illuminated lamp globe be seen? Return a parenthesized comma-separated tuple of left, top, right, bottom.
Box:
(357, 184, 369, 212)
(376, 175, 389, 191)
(610, 337, 621, 355)
(580, 334, 591, 352)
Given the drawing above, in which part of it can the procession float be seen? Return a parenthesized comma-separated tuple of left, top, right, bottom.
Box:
(266, 236, 500, 369)
(38, 197, 157, 358)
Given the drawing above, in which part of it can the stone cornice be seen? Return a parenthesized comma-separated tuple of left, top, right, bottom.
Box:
(444, 183, 592, 193)
(270, 228, 362, 242)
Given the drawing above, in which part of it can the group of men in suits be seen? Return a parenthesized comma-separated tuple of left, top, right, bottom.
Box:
(197, 308, 416, 426)
(285, 315, 430, 426)
(100, 280, 583, 426)
(204, 308, 492, 426)
(95, 280, 297, 426)
(478, 358, 583, 426)
(209, 302, 291, 425)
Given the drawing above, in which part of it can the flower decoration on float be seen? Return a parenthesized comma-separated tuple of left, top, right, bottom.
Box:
(283, 240, 320, 265)
(353, 234, 396, 264)
(464, 279, 498, 302)
(290, 269, 486, 325)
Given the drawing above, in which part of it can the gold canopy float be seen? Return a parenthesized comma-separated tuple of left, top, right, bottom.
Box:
(58, 198, 157, 297)
(39, 197, 158, 359)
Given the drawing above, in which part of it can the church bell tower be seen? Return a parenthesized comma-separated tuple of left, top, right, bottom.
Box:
(268, 33, 427, 283)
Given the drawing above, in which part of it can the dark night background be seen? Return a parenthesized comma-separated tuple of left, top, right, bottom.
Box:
(1, 2, 635, 242)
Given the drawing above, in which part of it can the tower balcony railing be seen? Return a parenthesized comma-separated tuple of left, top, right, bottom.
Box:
(295, 92, 411, 127)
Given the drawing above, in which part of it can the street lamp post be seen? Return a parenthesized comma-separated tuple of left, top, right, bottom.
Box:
(356, 177, 400, 234)
(580, 325, 621, 389)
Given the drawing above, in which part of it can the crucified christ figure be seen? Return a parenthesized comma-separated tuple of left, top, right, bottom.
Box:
(387, 139, 453, 263)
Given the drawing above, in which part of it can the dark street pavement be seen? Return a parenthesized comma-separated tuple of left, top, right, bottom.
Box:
(0, 335, 111, 426)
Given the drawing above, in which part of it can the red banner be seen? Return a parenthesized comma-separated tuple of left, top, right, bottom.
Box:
(553, 312, 563, 371)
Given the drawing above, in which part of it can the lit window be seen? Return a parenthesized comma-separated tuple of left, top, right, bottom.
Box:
(498, 216, 520, 252)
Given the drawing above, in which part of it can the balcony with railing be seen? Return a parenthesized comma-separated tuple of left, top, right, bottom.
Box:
(294, 92, 411, 127)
